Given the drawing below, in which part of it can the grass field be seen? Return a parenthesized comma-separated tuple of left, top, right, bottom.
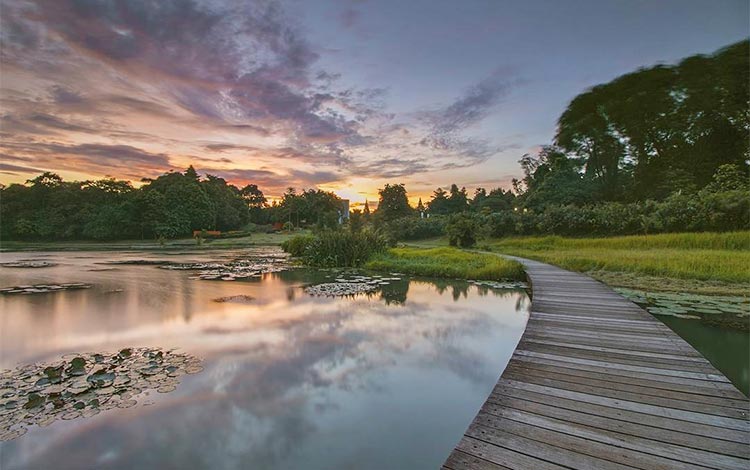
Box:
(365, 247, 526, 281)
(485, 232, 750, 289)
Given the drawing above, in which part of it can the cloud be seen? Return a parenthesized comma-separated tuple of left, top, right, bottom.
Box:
(0, 162, 44, 175)
(0, 0, 519, 192)
(0, 141, 173, 179)
(339, 8, 361, 29)
(425, 68, 517, 135)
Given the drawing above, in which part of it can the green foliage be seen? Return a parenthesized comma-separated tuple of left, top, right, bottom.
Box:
(348, 209, 365, 233)
(482, 189, 749, 238)
(446, 213, 481, 248)
(281, 230, 388, 267)
(427, 184, 471, 215)
(375, 184, 413, 222)
(270, 188, 343, 229)
(280, 234, 316, 257)
(0, 167, 255, 241)
(550, 40, 749, 202)
(365, 247, 525, 281)
(380, 215, 446, 241)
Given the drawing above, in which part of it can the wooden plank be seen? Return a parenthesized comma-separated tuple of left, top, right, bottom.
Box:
(455, 436, 569, 470)
(499, 379, 749, 430)
(520, 337, 707, 362)
(443, 450, 512, 470)
(487, 393, 750, 459)
(444, 256, 750, 470)
(516, 342, 720, 373)
(466, 421, 639, 470)
(491, 384, 749, 444)
(501, 368, 748, 419)
(504, 360, 749, 407)
(476, 409, 747, 470)
(511, 352, 746, 398)
(512, 350, 732, 383)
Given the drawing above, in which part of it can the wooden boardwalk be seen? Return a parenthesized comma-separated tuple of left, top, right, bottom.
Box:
(443, 257, 749, 470)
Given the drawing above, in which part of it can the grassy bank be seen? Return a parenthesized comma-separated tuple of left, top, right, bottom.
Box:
(365, 247, 526, 281)
(484, 232, 750, 293)
(0, 232, 299, 252)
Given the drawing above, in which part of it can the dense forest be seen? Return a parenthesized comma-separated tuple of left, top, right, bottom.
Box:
(1, 41, 747, 242)
(0, 166, 351, 240)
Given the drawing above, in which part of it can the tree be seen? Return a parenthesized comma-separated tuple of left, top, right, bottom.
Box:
(363, 200, 371, 220)
(376, 184, 412, 222)
(427, 187, 449, 215)
(416, 198, 425, 216)
(349, 209, 364, 232)
(446, 213, 481, 248)
(446, 184, 469, 213)
(241, 184, 267, 223)
(552, 40, 749, 202)
(202, 175, 248, 230)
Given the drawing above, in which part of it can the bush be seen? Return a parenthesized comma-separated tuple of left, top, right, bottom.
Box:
(446, 213, 481, 247)
(282, 230, 388, 267)
(479, 189, 750, 239)
(280, 234, 316, 257)
(380, 215, 446, 241)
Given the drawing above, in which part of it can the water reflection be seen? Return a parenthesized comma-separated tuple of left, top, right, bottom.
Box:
(0, 249, 529, 470)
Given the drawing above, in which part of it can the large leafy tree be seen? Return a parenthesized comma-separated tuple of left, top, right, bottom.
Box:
(376, 184, 412, 222)
(552, 39, 749, 202)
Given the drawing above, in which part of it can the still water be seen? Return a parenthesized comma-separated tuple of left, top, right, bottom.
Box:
(0, 249, 529, 470)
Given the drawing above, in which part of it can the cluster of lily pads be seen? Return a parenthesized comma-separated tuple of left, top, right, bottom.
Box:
(305, 274, 402, 297)
(468, 279, 528, 290)
(0, 283, 91, 296)
(0, 347, 202, 441)
(213, 295, 255, 303)
(0, 261, 57, 268)
(181, 256, 291, 281)
(102, 253, 291, 281)
(305, 282, 380, 297)
(616, 288, 749, 321)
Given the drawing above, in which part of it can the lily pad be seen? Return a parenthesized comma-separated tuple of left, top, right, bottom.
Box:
(0, 347, 203, 441)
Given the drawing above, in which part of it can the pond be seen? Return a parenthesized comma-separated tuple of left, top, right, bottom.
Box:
(615, 288, 749, 396)
(0, 248, 529, 470)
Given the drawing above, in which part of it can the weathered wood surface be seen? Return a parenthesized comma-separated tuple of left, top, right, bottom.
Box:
(443, 258, 749, 470)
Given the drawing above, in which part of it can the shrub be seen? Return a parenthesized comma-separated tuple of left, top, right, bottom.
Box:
(479, 189, 750, 239)
(381, 215, 446, 241)
(282, 230, 387, 267)
(446, 213, 481, 247)
(280, 234, 315, 257)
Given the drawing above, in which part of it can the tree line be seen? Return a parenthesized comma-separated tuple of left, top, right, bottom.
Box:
(1, 40, 747, 242)
(0, 165, 363, 240)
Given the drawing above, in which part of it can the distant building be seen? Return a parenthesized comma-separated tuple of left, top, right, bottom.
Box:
(339, 199, 350, 224)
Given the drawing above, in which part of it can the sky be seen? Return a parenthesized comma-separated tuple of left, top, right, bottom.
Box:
(0, 0, 748, 205)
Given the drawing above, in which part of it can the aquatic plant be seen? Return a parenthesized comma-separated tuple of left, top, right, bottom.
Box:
(0, 348, 203, 441)
(282, 230, 388, 268)
(0, 283, 91, 295)
(616, 287, 749, 331)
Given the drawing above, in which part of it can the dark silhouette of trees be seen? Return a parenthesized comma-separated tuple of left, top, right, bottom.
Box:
(553, 40, 748, 202)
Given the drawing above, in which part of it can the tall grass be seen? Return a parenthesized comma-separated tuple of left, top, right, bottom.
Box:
(365, 247, 526, 281)
(281, 230, 387, 267)
(492, 232, 750, 251)
(489, 232, 750, 283)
